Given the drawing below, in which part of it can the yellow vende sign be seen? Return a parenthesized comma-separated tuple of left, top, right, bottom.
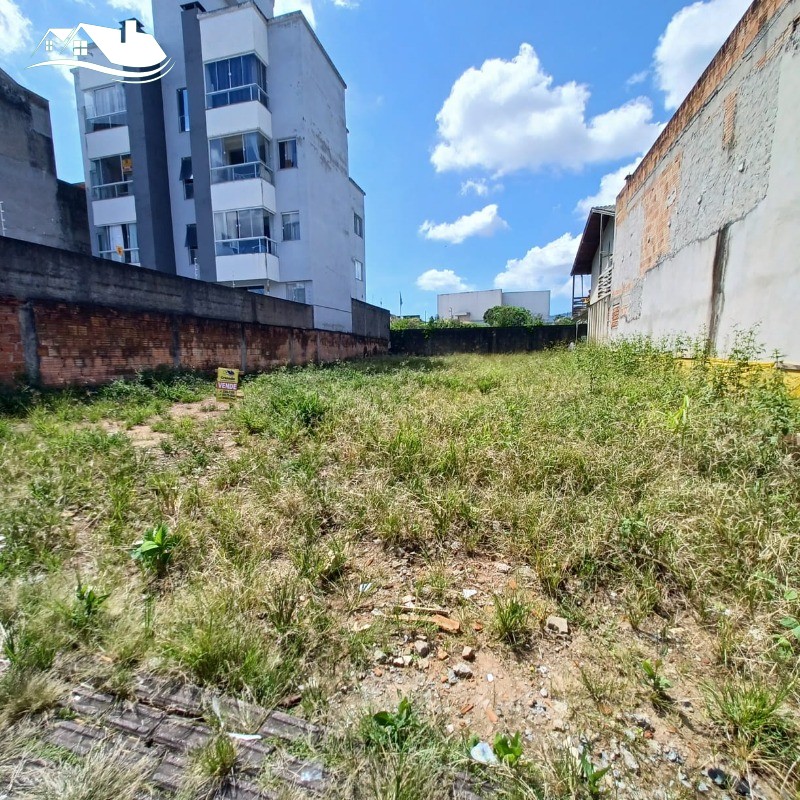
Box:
(216, 367, 240, 401)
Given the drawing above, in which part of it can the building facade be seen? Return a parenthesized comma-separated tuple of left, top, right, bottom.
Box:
(72, 1, 367, 333)
(437, 289, 550, 324)
(0, 68, 90, 254)
(605, 0, 799, 362)
(571, 205, 615, 341)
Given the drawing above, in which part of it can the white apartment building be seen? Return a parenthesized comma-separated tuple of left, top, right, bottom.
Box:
(72, 2, 367, 332)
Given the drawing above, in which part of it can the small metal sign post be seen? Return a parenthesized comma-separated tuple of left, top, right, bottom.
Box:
(216, 367, 240, 402)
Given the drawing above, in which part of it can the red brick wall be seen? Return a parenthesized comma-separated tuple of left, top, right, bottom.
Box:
(0, 299, 25, 383)
(0, 296, 388, 387)
(33, 303, 174, 386)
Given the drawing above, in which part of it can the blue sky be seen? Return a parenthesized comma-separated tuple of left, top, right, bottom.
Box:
(0, 0, 751, 316)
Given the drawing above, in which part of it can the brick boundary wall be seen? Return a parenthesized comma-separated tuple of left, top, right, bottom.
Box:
(616, 0, 790, 221)
(389, 325, 586, 357)
(0, 297, 387, 387)
(0, 237, 389, 387)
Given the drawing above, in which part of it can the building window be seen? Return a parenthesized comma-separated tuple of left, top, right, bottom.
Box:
(205, 54, 269, 110)
(287, 283, 306, 304)
(213, 208, 277, 256)
(97, 223, 139, 264)
(278, 139, 298, 169)
(180, 157, 194, 199)
(177, 88, 190, 132)
(84, 84, 126, 131)
(90, 153, 133, 200)
(210, 131, 272, 184)
(282, 211, 300, 242)
(354, 213, 363, 238)
(248, 286, 266, 295)
(185, 224, 198, 265)
(354, 258, 363, 281)
(73, 40, 89, 57)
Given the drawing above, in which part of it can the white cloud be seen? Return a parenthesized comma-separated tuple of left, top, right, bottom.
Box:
(655, 0, 750, 110)
(108, 0, 154, 31)
(0, 0, 32, 59)
(419, 204, 509, 245)
(626, 70, 649, 87)
(494, 233, 580, 297)
(431, 44, 662, 175)
(575, 157, 643, 217)
(416, 269, 475, 293)
(274, 0, 317, 26)
(460, 179, 502, 197)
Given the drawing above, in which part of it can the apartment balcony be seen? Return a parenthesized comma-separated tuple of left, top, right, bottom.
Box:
(85, 122, 130, 161)
(92, 193, 136, 228)
(206, 98, 272, 141)
(91, 180, 132, 201)
(211, 171, 276, 215)
(216, 239, 280, 285)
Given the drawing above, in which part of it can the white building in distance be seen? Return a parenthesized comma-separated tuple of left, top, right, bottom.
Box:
(72, 1, 367, 332)
(437, 289, 550, 324)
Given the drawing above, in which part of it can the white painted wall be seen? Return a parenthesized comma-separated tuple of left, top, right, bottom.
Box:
(502, 291, 550, 319)
(437, 290, 502, 321)
(268, 13, 356, 331)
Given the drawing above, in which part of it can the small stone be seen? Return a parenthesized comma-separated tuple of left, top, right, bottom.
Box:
(437, 648, 448, 661)
(619, 746, 639, 774)
(447, 669, 458, 686)
(373, 650, 388, 664)
(697, 782, 711, 794)
(708, 767, 729, 787)
(733, 778, 751, 796)
(452, 663, 473, 679)
(413, 640, 431, 657)
(392, 656, 406, 668)
(462, 589, 478, 600)
(373, 668, 383, 677)
(630, 714, 654, 732)
(545, 616, 569, 635)
(462, 646, 476, 662)
(495, 562, 511, 574)
(401, 594, 414, 605)
(540, 687, 549, 698)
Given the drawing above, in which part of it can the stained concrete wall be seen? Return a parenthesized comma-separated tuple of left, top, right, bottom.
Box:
(390, 325, 585, 356)
(0, 68, 91, 255)
(610, 0, 799, 363)
(0, 236, 314, 329)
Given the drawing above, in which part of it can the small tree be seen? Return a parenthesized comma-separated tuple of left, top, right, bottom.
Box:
(484, 306, 536, 327)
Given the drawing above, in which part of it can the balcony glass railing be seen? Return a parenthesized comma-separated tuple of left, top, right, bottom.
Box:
(99, 248, 140, 265)
(85, 111, 128, 132)
(211, 162, 273, 185)
(91, 181, 133, 200)
(206, 84, 269, 111)
(215, 237, 278, 257)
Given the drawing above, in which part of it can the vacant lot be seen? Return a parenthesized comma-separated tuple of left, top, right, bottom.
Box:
(1, 342, 799, 799)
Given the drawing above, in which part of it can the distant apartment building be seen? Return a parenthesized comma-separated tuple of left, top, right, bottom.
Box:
(437, 289, 550, 324)
(72, 2, 367, 333)
(0, 68, 90, 254)
(588, 0, 799, 362)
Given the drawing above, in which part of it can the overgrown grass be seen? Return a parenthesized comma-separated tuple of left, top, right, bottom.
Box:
(1, 341, 799, 793)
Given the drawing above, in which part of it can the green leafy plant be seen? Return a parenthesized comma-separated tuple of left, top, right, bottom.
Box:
(195, 734, 237, 781)
(641, 659, 672, 710)
(363, 697, 421, 751)
(484, 305, 537, 327)
(493, 732, 523, 766)
(579, 748, 610, 798)
(131, 523, 178, 576)
(71, 581, 109, 630)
